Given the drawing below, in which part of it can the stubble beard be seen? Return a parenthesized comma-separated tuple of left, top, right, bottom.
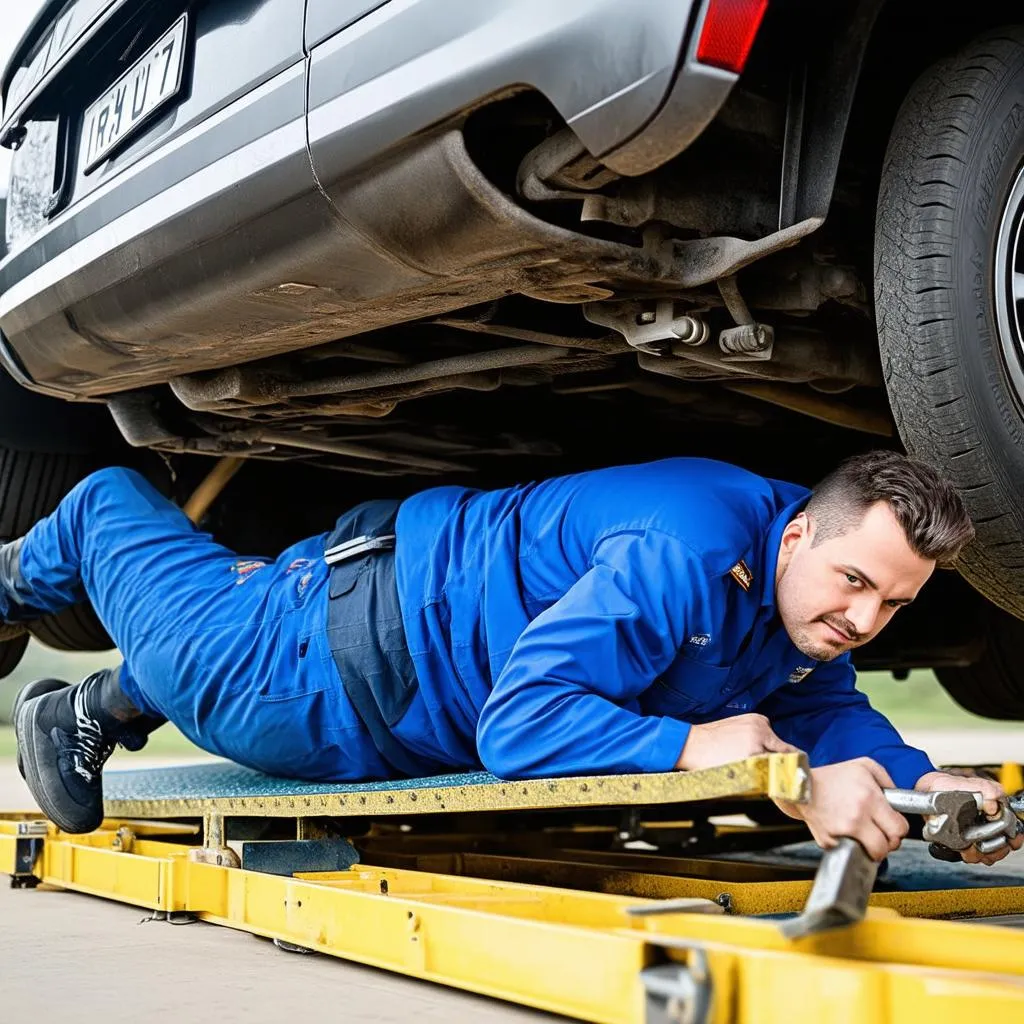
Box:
(790, 623, 842, 663)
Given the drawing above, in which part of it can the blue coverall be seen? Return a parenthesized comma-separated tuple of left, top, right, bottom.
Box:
(2, 459, 935, 787)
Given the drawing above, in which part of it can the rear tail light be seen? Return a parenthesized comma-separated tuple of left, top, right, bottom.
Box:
(696, 0, 769, 75)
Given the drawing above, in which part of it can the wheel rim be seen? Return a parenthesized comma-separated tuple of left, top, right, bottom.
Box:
(995, 163, 1024, 414)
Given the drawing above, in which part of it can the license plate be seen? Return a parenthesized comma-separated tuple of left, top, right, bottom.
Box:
(81, 14, 188, 173)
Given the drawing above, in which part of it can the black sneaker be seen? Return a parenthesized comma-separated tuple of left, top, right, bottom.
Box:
(12, 678, 70, 779)
(15, 673, 119, 833)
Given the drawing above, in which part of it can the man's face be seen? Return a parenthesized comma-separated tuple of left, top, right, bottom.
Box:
(775, 501, 935, 662)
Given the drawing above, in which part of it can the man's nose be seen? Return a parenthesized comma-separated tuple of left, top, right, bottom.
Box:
(846, 594, 882, 637)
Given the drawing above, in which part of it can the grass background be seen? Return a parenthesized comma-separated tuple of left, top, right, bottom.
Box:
(0, 639, 1021, 760)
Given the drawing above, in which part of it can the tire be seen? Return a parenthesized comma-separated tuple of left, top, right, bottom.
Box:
(0, 447, 113, 654)
(0, 632, 29, 680)
(936, 603, 1024, 721)
(875, 26, 1024, 622)
(30, 606, 112, 653)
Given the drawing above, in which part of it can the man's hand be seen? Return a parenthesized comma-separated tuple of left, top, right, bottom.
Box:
(915, 771, 1024, 865)
(675, 713, 798, 771)
(775, 758, 909, 862)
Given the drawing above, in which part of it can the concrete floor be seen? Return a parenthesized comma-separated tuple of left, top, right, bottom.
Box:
(1, 730, 1021, 1023)
(0, 883, 559, 1023)
(0, 758, 556, 1023)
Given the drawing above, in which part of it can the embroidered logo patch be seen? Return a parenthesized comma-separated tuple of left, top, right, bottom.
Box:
(787, 666, 815, 685)
(729, 559, 754, 592)
(230, 559, 268, 585)
(687, 633, 712, 647)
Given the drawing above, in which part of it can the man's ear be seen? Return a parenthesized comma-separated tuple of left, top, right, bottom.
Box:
(780, 513, 810, 555)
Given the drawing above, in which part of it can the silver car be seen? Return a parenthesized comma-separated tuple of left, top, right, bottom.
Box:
(1, 0, 1022, 722)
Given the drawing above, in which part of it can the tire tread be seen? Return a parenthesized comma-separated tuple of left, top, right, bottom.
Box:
(0, 449, 112, 655)
(875, 25, 1024, 618)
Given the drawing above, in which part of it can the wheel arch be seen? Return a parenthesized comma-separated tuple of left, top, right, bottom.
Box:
(781, 0, 1024, 231)
(0, 371, 122, 455)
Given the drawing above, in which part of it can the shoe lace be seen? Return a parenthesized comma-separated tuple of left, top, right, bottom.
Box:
(70, 683, 114, 783)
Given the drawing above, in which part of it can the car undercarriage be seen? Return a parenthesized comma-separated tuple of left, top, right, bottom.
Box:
(2, 0, 1024, 716)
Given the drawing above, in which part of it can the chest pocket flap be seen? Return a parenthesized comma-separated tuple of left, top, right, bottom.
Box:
(652, 655, 734, 715)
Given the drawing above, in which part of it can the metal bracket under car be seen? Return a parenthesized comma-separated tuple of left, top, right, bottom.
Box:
(584, 299, 710, 355)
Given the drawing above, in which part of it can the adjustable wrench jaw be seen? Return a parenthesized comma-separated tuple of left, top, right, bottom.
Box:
(921, 795, 1023, 858)
(919, 791, 985, 850)
(886, 787, 1021, 858)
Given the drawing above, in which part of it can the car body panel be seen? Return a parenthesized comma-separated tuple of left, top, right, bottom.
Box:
(305, 0, 394, 50)
(0, 0, 312, 396)
(306, 0, 702, 192)
(4, 0, 307, 255)
(0, 0, 731, 399)
(67, 0, 307, 211)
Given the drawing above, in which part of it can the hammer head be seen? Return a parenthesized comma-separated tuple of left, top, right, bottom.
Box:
(780, 838, 879, 940)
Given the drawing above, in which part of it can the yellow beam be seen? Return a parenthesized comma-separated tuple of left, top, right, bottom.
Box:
(1001, 762, 1024, 795)
(0, 834, 17, 875)
(43, 840, 169, 910)
(692, 942, 1024, 1024)
(359, 848, 1024, 920)
(202, 867, 653, 1024)
(7, 827, 1024, 1024)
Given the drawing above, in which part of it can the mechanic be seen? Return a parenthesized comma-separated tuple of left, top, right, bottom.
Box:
(6, 451, 1022, 863)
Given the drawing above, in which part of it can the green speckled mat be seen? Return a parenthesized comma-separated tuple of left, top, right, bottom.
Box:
(104, 762, 498, 802)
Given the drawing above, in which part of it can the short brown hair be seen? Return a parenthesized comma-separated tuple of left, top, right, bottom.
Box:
(805, 450, 975, 566)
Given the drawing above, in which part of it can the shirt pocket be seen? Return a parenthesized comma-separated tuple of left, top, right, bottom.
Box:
(650, 657, 733, 716)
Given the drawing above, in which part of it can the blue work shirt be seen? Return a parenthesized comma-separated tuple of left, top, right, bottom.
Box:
(393, 457, 935, 788)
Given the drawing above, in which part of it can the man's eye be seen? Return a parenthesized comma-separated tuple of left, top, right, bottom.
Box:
(885, 600, 902, 610)
(845, 573, 861, 586)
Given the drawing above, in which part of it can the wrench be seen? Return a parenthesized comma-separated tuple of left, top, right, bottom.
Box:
(884, 788, 982, 851)
(782, 788, 1018, 940)
(887, 789, 1024, 859)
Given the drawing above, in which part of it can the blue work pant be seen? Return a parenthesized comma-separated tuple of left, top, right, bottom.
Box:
(7, 468, 383, 779)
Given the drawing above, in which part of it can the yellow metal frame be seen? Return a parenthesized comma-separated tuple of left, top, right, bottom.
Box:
(4, 755, 1023, 1023)
(4, 819, 1024, 1024)
(361, 847, 1024, 920)
(101, 752, 811, 820)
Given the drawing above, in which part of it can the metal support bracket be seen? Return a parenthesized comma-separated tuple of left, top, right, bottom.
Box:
(241, 838, 360, 877)
(584, 300, 709, 356)
(188, 813, 240, 869)
(10, 821, 47, 889)
(641, 951, 712, 1024)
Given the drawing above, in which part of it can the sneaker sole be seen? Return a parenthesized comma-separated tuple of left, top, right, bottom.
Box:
(12, 679, 69, 779)
(15, 694, 102, 834)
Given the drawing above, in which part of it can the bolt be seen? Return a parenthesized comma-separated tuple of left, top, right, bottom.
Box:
(671, 316, 710, 347)
(715, 893, 735, 914)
